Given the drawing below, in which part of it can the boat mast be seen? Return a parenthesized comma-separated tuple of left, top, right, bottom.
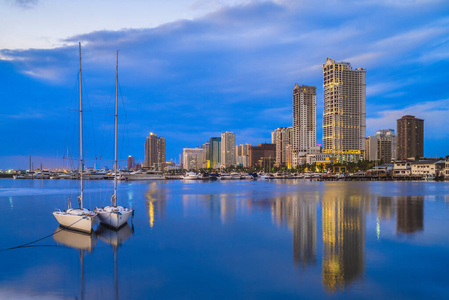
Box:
(79, 42, 84, 209)
(113, 51, 118, 206)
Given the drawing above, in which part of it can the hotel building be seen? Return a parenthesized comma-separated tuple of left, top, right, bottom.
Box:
(323, 58, 366, 162)
(144, 132, 166, 170)
(292, 84, 317, 166)
(396, 115, 424, 160)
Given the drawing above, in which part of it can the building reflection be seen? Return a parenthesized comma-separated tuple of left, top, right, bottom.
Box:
(145, 183, 167, 228)
(396, 196, 424, 234)
(321, 186, 365, 292)
(377, 196, 396, 221)
(271, 195, 318, 268)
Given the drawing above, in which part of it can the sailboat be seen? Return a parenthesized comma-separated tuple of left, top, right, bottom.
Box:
(53, 42, 97, 233)
(95, 51, 133, 229)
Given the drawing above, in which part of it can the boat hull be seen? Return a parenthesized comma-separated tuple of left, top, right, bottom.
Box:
(95, 206, 133, 229)
(53, 209, 96, 233)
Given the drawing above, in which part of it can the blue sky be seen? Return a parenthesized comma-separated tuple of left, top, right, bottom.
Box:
(1, 0, 449, 169)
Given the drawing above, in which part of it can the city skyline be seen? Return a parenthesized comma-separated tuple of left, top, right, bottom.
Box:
(1, 0, 449, 169)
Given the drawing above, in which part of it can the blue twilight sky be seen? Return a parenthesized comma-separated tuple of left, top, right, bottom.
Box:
(1, 0, 449, 169)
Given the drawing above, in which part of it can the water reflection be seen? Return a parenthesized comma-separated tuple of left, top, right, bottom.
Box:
(396, 196, 424, 234)
(53, 228, 97, 299)
(96, 224, 134, 300)
(145, 183, 167, 228)
(322, 186, 366, 292)
(271, 195, 318, 268)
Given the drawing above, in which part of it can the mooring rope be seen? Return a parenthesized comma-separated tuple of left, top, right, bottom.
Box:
(0, 216, 88, 252)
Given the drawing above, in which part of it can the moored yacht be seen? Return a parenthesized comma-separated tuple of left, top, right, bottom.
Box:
(183, 172, 199, 180)
(53, 43, 97, 233)
(95, 51, 133, 230)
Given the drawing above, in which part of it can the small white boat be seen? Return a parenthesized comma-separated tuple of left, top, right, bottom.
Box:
(53, 208, 97, 233)
(183, 172, 199, 180)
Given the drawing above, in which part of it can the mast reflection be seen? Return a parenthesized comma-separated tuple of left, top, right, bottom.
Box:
(96, 224, 133, 300)
(322, 186, 366, 292)
(53, 227, 97, 300)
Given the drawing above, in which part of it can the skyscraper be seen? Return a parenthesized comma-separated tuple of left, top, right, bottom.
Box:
(221, 131, 236, 168)
(323, 58, 366, 162)
(397, 115, 424, 160)
(144, 132, 166, 170)
(209, 137, 221, 169)
(273, 127, 293, 167)
(292, 84, 317, 166)
(127, 155, 135, 170)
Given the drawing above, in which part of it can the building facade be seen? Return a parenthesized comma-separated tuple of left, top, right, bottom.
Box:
(127, 155, 135, 170)
(273, 127, 293, 167)
(292, 84, 317, 166)
(182, 148, 204, 171)
(397, 115, 424, 160)
(221, 131, 236, 168)
(201, 142, 210, 168)
(209, 137, 221, 169)
(248, 143, 276, 168)
(323, 58, 366, 162)
(365, 129, 396, 163)
(144, 132, 166, 170)
(236, 143, 251, 168)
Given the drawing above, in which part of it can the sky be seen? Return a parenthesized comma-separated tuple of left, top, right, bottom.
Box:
(1, 0, 449, 169)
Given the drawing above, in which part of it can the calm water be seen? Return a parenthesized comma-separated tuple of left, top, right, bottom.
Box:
(1, 179, 449, 299)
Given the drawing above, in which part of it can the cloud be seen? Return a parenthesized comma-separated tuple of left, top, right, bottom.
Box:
(9, 0, 38, 9)
(367, 99, 449, 139)
(1, 0, 449, 165)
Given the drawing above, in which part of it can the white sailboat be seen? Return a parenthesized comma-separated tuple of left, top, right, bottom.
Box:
(53, 42, 97, 233)
(95, 51, 133, 229)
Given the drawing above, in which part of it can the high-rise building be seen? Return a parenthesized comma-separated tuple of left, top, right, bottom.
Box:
(127, 155, 135, 170)
(144, 132, 166, 170)
(323, 58, 366, 162)
(292, 84, 317, 166)
(236, 143, 251, 167)
(182, 148, 204, 170)
(364, 129, 397, 163)
(397, 115, 424, 160)
(221, 131, 236, 168)
(201, 142, 210, 168)
(273, 127, 293, 167)
(209, 137, 221, 169)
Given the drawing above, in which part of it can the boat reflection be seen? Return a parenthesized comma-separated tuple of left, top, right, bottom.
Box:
(53, 227, 97, 300)
(95, 223, 133, 300)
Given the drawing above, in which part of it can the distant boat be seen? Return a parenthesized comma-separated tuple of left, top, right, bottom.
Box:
(95, 51, 133, 230)
(183, 172, 199, 180)
(53, 43, 97, 233)
(120, 170, 165, 181)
